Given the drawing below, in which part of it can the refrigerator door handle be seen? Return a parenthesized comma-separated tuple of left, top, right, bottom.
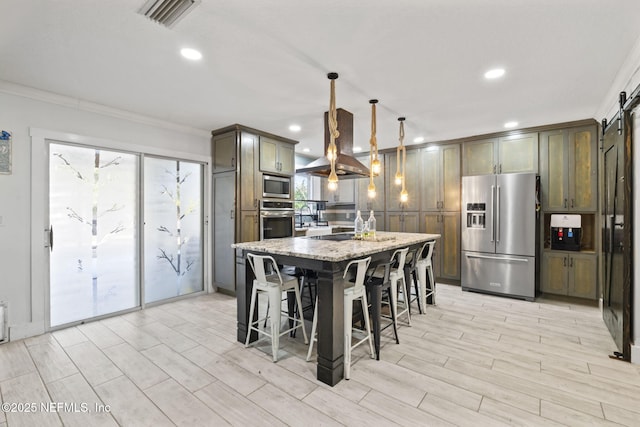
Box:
(496, 185, 501, 243)
(490, 185, 495, 242)
(465, 253, 529, 263)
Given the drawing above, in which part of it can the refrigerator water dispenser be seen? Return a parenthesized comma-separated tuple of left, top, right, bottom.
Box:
(551, 214, 581, 251)
(466, 203, 486, 228)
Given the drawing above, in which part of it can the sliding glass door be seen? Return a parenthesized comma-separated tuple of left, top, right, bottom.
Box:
(49, 143, 204, 327)
(49, 143, 139, 327)
(144, 157, 203, 303)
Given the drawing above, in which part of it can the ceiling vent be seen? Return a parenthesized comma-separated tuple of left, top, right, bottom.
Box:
(139, 0, 201, 28)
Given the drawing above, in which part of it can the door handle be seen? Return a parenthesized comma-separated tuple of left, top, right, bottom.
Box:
(564, 198, 567, 208)
(571, 198, 574, 208)
(490, 185, 495, 242)
(465, 254, 529, 263)
(570, 257, 573, 267)
(230, 210, 235, 219)
(563, 257, 567, 267)
(496, 185, 501, 243)
(48, 225, 54, 252)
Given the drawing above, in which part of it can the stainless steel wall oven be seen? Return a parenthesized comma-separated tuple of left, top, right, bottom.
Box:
(260, 200, 294, 240)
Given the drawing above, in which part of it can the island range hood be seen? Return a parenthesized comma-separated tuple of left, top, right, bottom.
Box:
(296, 108, 370, 178)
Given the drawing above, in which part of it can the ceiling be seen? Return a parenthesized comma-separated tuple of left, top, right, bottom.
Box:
(2, 0, 640, 157)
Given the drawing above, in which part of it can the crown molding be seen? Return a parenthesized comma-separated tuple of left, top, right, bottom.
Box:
(0, 80, 210, 138)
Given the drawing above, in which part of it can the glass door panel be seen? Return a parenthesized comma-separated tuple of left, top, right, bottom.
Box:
(144, 158, 203, 303)
(49, 143, 139, 327)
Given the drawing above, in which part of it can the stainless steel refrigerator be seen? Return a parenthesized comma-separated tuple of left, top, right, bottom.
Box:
(461, 173, 537, 301)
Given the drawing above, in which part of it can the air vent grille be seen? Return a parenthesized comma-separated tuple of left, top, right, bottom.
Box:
(139, 0, 201, 28)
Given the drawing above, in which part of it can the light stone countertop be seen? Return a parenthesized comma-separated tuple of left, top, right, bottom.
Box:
(232, 231, 440, 262)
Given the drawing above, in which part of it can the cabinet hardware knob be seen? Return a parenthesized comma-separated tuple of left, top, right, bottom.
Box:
(563, 257, 567, 267)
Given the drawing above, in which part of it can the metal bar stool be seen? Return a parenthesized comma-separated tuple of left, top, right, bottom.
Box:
(245, 254, 308, 362)
(306, 256, 374, 380)
(415, 241, 436, 309)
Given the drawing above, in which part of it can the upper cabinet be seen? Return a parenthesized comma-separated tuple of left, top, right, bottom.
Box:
(323, 178, 356, 204)
(239, 132, 260, 211)
(385, 149, 420, 211)
(462, 133, 538, 175)
(213, 131, 237, 173)
(420, 144, 460, 212)
(540, 126, 597, 212)
(260, 136, 295, 175)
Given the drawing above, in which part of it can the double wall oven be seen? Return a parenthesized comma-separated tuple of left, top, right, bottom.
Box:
(260, 199, 294, 240)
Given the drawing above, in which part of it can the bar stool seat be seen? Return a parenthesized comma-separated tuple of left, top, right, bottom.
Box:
(306, 256, 374, 380)
(245, 254, 308, 362)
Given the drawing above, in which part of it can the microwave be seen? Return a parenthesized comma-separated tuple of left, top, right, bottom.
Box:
(262, 174, 291, 199)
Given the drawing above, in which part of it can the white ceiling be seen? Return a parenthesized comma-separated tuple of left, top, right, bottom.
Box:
(2, 0, 640, 157)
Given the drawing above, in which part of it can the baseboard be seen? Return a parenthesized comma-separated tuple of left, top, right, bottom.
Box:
(9, 322, 45, 341)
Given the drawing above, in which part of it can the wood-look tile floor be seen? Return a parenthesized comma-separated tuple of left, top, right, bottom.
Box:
(1, 284, 639, 426)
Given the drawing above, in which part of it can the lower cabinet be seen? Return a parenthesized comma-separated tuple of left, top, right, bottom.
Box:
(423, 212, 460, 281)
(541, 251, 597, 299)
(239, 211, 259, 243)
(386, 212, 419, 233)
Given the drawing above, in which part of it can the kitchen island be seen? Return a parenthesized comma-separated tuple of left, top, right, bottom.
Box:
(232, 231, 440, 386)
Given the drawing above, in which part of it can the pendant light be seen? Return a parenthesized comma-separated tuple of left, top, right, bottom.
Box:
(396, 117, 408, 203)
(368, 99, 379, 198)
(326, 72, 339, 191)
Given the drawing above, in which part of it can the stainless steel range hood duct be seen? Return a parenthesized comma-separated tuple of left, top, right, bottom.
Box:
(296, 108, 370, 179)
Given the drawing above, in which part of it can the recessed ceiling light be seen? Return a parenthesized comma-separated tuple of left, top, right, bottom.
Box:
(289, 124, 301, 132)
(302, 148, 310, 153)
(484, 68, 505, 79)
(180, 48, 202, 61)
(353, 146, 362, 153)
(413, 136, 425, 143)
(504, 121, 518, 129)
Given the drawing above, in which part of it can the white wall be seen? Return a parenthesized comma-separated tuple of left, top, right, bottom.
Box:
(0, 82, 211, 340)
(595, 33, 640, 363)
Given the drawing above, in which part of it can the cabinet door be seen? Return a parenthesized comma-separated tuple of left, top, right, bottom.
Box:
(420, 148, 442, 211)
(278, 142, 296, 175)
(239, 132, 258, 210)
(498, 133, 538, 174)
(386, 150, 420, 211)
(569, 127, 597, 212)
(213, 131, 237, 173)
(213, 172, 236, 292)
(440, 212, 461, 280)
(336, 179, 355, 203)
(325, 179, 355, 203)
(239, 211, 259, 243)
(423, 213, 442, 279)
(403, 212, 420, 233)
(260, 136, 279, 173)
(386, 213, 403, 232)
(541, 252, 568, 295)
(442, 144, 461, 211)
(568, 253, 597, 299)
(540, 130, 569, 211)
(462, 139, 496, 176)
